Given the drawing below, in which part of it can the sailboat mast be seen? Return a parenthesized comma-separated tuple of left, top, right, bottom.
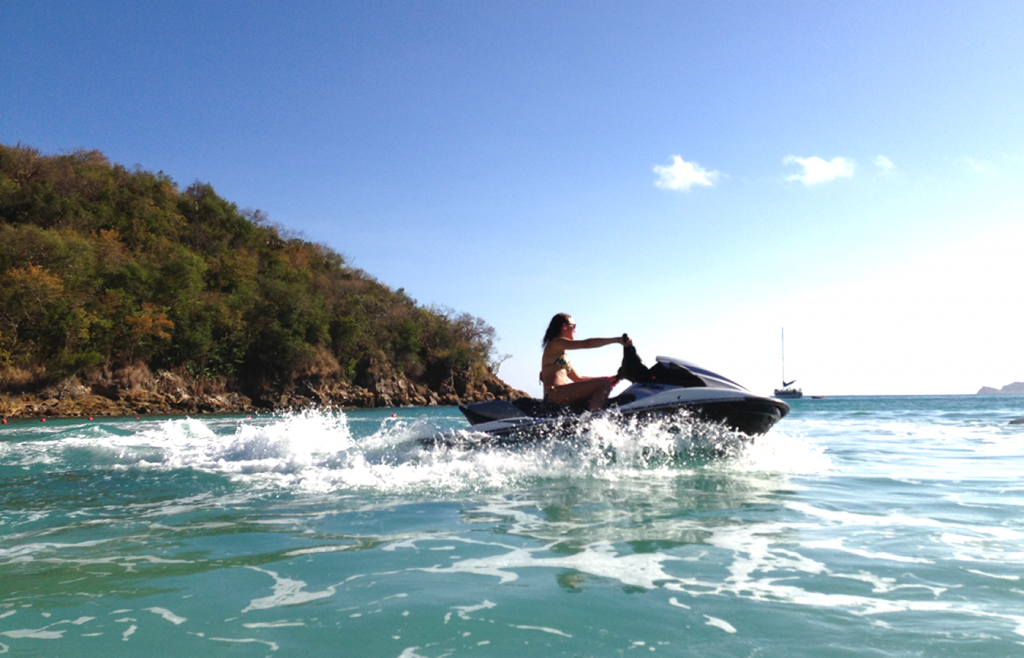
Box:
(774, 328, 802, 398)
(781, 328, 785, 384)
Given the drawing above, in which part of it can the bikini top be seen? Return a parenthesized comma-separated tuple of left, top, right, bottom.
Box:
(544, 353, 572, 373)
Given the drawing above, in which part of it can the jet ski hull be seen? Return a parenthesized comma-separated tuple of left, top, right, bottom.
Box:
(423, 388, 788, 448)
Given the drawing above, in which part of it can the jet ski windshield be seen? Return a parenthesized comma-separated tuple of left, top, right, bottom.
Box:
(616, 342, 747, 392)
(654, 357, 749, 393)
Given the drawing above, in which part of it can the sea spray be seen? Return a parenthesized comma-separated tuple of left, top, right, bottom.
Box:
(0, 407, 829, 495)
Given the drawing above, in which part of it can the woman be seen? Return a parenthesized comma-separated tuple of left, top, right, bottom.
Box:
(540, 313, 630, 412)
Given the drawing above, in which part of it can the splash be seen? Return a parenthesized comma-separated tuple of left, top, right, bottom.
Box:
(0, 408, 828, 495)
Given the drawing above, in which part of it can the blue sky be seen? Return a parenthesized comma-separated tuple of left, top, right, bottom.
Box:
(3, 0, 1022, 396)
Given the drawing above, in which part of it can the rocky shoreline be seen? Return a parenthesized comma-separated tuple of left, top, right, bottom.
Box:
(0, 366, 527, 420)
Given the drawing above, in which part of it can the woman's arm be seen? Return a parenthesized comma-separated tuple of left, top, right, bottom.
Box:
(559, 336, 625, 350)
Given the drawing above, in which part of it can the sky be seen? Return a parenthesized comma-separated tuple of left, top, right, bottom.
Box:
(2, 0, 1022, 397)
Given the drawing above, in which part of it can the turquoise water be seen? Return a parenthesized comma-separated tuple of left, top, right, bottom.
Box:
(2, 396, 1023, 656)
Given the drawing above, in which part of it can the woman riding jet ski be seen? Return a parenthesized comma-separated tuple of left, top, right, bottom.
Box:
(538, 313, 630, 412)
(435, 325, 790, 446)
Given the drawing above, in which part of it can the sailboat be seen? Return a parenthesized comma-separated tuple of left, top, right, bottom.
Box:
(774, 328, 803, 399)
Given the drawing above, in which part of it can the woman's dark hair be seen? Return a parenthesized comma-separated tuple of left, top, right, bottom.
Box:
(542, 313, 572, 347)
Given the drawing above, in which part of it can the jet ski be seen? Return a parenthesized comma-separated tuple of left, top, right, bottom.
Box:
(422, 338, 789, 447)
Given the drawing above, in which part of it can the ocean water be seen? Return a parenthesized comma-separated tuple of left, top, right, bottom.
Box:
(2, 395, 1023, 657)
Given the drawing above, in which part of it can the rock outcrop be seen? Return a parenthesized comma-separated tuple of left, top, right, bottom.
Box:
(977, 382, 1024, 395)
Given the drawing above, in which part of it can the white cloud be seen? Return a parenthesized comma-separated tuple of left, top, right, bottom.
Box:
(784, 155, 855, 185)
(964, 157, 989, 173)
(653, 155, 720, 191)
(874, 155, 895, 174)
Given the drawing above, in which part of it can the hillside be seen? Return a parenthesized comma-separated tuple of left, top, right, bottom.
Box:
(0, 143, 524, 418)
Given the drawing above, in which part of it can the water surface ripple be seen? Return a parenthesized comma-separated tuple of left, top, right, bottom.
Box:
(2, 396, 1023, 656)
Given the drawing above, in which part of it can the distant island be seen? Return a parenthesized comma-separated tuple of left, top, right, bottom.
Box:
(977, 382, 1024, 395)
(1, 143, 525, 419)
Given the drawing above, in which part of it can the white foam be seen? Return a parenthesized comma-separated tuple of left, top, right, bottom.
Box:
(144, 607, 186, 625)
(419, 538, 681, 590)
(209, 637, 279, 651)
(704, 615, 737, 633)
(242, 566, 338, 612)
(452, 600, 496, 620)
(511, 624, 572, 637)
(0, 628, 64, 640)
(967, 569, 1019, 581)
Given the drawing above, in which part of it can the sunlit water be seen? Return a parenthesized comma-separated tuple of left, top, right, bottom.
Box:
(2, 396, 1023, 656)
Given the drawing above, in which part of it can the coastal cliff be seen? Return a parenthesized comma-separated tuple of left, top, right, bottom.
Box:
(0, 144, 526, 418)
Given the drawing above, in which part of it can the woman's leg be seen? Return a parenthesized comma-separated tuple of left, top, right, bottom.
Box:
(547, 378, 613, 412)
